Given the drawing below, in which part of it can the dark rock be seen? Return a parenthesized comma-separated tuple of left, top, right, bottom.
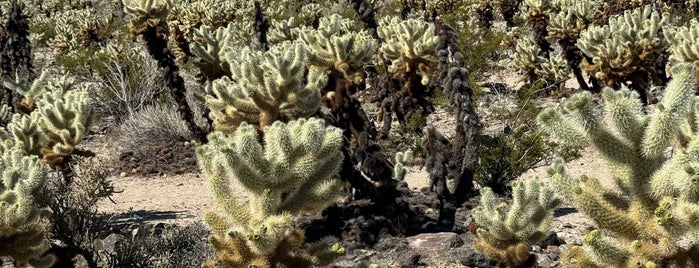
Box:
(396, 251, 422, 268)
(406, 232, 464, 250)
(374, 236, 407, 251)
(459, 250, 493, 268)
(94, 233, 125, 256)
(539, 232, 564, 248)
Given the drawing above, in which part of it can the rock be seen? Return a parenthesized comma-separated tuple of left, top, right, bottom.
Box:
(396, 251, 422, 268)
(561, 223, 573, 228)
(406, 232, 464, 250)
(94, 233, 125, 255)
(459, 250, 492, 268)
(539, 232, 564, 247)
(132, 223, 155, 239)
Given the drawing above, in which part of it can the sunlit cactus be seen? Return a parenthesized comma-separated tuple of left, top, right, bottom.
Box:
(205, 41, 325, 132)
(197, 118, 345, 267)
(473, 177, 561, 267)
(122, 0, 171, 33)
(377, 16, 438, 86)
(298, 14, 377, 84)
(0, 145, 54, 268)
(538, 63, 699, 267)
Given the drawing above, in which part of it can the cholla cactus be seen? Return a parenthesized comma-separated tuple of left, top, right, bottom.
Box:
(536, 53, 569, 83)
(473, 177, 561, 267)
(298, 14, 377, 83)
(522, 0, 555, 54)
(197, 118, 345, 267)
(511, 33, 543, 82)
(377, 16, 438, 86)
(547, 0, 599, 41)
(122, 0, 171, 33)
(0, 73, 92, 180)
(268, 18, 301, 44)
(393, 149, 413, 181)
(189, 24, 235, 81)
(666, 19, 699, 92)
(537, 63, 699, 267)
(206, 42, 326, 132)
(578, 5, 668, 103)
(0, 146, 54, 268)
(35, 88, 92, 170)
(666, 19, 699, 65)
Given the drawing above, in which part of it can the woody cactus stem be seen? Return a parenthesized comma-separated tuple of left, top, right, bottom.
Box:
(477, 1, 495, 29)
(0, 0, 34, 112)
(350, 0, 379, 39)
(500, 0, 522, 28)
(141, 25, 207, 142)
(423, 20, 479, 231)
(253, 1, 269, 51)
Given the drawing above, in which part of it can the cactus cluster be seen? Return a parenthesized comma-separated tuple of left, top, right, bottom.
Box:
(538, 63, 699, 267)
(197, 118, 346, 267)
(473, 177, 561, 267)
(578, 5, 668, 103)
(0, 146, 54, 268)
(299, 14, 377, 84)
(1, 72, 92, 175)
(205, 42, 326, 133)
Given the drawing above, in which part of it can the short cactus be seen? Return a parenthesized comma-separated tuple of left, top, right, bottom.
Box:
(0, 146, 54, 268)
(197, 118, 346, 267)
(473, 177, 561, 267)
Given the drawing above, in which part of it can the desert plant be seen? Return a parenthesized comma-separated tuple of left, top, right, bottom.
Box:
(476, 83, 579, 195)
(196, 118, 346, 267)
(473, 177, 561, 267)
(422, 19, 480, 231)
(92, 52, 166, 123)
(0, 145, 54, 268)
(117, 102, 194, 152)
(577, 5, 668, 104)
(109, 223, 212, 268)
(376, 16, 439, 135)
(205, 41, 325, 133)
(538, 63, 699, 266)
(39, 157, 115, 267)
(123, 0, 208, 142)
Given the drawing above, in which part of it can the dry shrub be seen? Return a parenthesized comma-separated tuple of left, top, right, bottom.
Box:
(107, 223, 212, 268)
(117, 102, 194, 152)
(39, 157, 115, 267)
(91, 55, 166, 124)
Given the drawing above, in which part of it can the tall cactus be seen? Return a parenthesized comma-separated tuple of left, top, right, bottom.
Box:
(537, 63, 699, 267)
(196, 118, 345, 267)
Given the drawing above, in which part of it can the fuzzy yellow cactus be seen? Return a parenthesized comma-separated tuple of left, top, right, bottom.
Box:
(538, 63, 699, 267)
(298, 14, 377, 84)
(377, 16, 438, 86)
(122, 0, 171, 33)
(0, 145, 54, 268)
(577, 5, 667, 89)
(473, 177, 561, 267)
(205, 41, 326, 132)
(197, 118, 346, 267)
(547, 0, 600, 41)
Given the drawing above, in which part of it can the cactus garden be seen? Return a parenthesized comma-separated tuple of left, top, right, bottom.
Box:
(3, 0, 699, 267)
